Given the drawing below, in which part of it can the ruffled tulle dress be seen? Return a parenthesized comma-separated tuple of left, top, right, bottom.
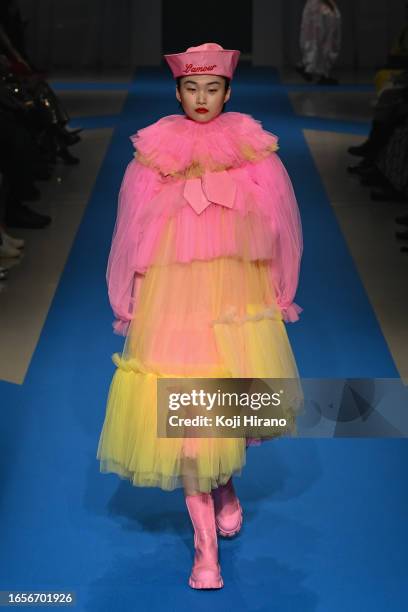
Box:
(96, 112, 304, 492)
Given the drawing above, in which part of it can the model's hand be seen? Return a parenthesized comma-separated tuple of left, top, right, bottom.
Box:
(112, 318, 130, 336)
(280, 302, 303, 323)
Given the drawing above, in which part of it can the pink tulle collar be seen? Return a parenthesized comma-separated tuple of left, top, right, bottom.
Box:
(130, 112, 279, 178)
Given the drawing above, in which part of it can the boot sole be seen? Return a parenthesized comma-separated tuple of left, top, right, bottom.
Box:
(189, 577, 224, 589)
(216, 504, 243, 538)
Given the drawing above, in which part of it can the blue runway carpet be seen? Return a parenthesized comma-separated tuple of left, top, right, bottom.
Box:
(0, 67, 406, 611)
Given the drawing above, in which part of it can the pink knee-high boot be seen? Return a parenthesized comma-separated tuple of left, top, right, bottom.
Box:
(185, 492, 224, 589)
(212, 477, 243, 538)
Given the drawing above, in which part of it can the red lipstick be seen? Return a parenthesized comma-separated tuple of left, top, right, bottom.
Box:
(195, 108, 209, 114)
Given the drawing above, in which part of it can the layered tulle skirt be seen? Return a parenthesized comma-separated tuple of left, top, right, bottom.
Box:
(97, 233, 302, 492)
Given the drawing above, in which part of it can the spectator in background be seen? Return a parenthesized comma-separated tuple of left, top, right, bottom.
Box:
(0, 0, 82, 235)
(374, 4, 408, 94)
(347, 69, 408, 252)
(0, 0, 29, 69)
(0, 0, 81, 165)
(386, 3, 408, 69)
(296, 0, 342, 85)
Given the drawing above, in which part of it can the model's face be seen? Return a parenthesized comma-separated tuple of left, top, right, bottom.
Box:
(176, 75, 231, 123)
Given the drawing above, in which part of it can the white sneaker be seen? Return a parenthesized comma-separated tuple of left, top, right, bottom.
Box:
(0, 240, 21, 258)
(1, 231, 25, 249)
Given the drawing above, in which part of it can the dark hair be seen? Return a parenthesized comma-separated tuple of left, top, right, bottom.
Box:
(175, 75, 231, 113)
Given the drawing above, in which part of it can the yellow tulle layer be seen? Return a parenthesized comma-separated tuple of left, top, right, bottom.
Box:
(97, 368, 249, 492)
(97, 256, 302, 492)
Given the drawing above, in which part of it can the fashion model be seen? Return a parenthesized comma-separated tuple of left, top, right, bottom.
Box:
(97, 42, 303, 589)
(297, 0, 342, 84)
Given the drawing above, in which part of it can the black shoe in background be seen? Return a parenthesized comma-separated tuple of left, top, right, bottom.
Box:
(64, 127, 83, 136)
(54, 124, 82, 147)
(295, 64, 313, 82)
(57, 148, 80, 165)
(348, 164, 377, 178)
(347, 158, 375, 174)
(61, 130, 81, 146)
(348, 141, 373, 157)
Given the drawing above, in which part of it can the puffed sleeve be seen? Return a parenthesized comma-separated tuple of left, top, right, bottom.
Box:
(246, 152, 303, 322)
(106, 158, 161, 335)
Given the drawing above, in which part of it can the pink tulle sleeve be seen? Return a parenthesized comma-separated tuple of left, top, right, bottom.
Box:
(246, 153, 303, 322)
(106, 159, 161, 335)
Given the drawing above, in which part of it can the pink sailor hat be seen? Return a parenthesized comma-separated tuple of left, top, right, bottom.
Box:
(164, 42, 240, 80)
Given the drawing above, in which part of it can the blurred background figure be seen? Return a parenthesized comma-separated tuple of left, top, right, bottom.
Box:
(348, 3, 408, 252)
(386, 2, 408, 69)
(347, 66, 408, 247)
(0, 0, 82, 239)
(374, 3, 408, 93)
(296, 0, 342, 85)
(346, 6, 408, 244)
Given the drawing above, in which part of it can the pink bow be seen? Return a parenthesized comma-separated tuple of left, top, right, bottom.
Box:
(183, 170, 236, 215)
